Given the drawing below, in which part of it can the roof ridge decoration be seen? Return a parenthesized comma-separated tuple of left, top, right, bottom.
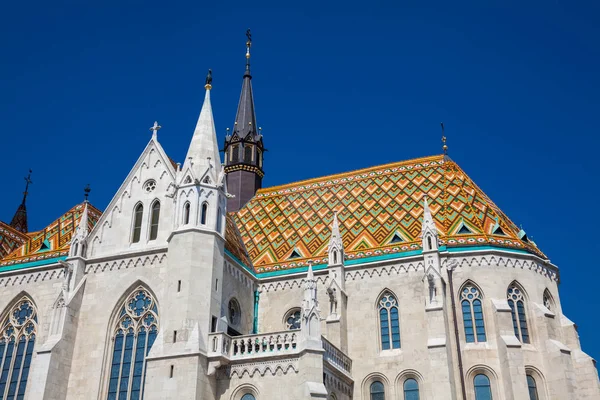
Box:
(234, 155, 545, 275)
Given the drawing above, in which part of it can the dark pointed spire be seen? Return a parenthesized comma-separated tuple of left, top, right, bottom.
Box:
(233, 29, 258, 140)
(10, 170, 32, 233)
(223, 29, 265, 212)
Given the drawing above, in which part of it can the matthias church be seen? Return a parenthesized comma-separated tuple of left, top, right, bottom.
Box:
(0, 33, 598, 400)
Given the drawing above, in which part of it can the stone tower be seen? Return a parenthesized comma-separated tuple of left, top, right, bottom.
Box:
(223, 30, 265, 212)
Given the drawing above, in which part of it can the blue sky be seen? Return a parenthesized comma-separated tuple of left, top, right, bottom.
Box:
(1, 1, 599, 361)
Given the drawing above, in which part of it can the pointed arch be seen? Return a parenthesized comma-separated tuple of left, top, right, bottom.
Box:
(148, 200, 160, 240)
(376, 289, 400, 350)
(104, 282, 159, 400)
(507, 281, 530, 343)
(458, 280, 486, 343)
(132, 202, 144, 243)
(183, 202, 191, 225)
(0, 293, 38, 399)
(542, 289, 555, 312)
(200, 202, 208, 225)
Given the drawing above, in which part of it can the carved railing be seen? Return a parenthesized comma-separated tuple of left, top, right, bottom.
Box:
(322, 336, 352, 374)
(208, 330, 300, 360)
(231, 330, 299, 357)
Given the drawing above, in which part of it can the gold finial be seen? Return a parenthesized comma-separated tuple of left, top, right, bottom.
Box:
(204, 69, 213, 90)
(441, 122, 448, 155)
(246, 29, 252, 61)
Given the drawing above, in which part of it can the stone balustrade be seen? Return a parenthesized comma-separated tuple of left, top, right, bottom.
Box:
(208, 330, 300, 360)
(322, 336, 352, 374)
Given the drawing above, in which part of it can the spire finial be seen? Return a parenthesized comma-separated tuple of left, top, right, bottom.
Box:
(441, 122, 448, 155)
(205, 69, 213, 90)
(150, 121, 161, 139)
(22, 169, 33, 204)
(245, 29, 252, 68)
(84, 184, 91, 202)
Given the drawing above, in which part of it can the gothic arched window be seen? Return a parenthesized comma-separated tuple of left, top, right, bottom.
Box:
(257, 149, 262, 168)
(107, 287, 159, 400)
(474, 374, 492, 400)
(244, 145, 253, 163)
(0, 297, 37, 399)
(284, 309, 301, 330)
(543, 290, 553, 312)
(403, 378, 419, 400)
(460, 284, 486, 343)
(370, 381, 385, 400)
(507, 285, 530, 343)
(149, 201, 160, 241)
(228, 298, 240, 326)
(183, 202, 190, 225)
(378, 292, 400, 350)
(527, 375, 539, 400)
(231, 144, 240, 163)
(200, 203, 208, 225)
(132, 204, 143, 243)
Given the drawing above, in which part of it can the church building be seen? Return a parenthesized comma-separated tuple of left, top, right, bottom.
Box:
(0, 33, 598, 400)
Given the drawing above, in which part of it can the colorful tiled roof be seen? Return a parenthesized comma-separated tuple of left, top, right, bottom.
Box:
(234, 155, 545, 274)
(0, 202, 102, 267)
(225, 214, 252, 268)
(0, 222, 29, 259)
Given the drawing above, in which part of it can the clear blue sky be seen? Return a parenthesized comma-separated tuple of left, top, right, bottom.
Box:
(1, 1, 599, 361)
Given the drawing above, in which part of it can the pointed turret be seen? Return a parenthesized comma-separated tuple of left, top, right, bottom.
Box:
(224, 29, 265, 212)
(422, 196, 439, 252)
(183, 74, 221, 180)
(10, 170, 32, 233)
(69, 185, 91, 259)
(301, 263, 322, 348)
(328, 212, 344, 267)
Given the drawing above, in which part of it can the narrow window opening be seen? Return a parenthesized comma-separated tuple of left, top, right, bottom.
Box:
(177, 280, 181, 292)
(215, 279, 218, 291)
(244, 145, 253, 163)
(183, 202, 190, 225)
(149, 201, 160, 240)
(333, 250, 338, 264)
(132, 204, 143, 243)
(170, 365, 174, 378)
(201, 203, 208, 225)
(231, 144, 240, 163)
(211, 316, 218, 333)
(173, 330, 177, 343)
(427, 236, 433, 250)
(216, 207, 222, 233)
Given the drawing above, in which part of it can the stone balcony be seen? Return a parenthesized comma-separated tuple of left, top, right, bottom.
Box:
(207, 330, 353, 385)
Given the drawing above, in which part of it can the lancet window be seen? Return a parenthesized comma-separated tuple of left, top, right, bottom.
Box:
(149, 201, 160, 240)
(460, 284, 486, 343)
(183, 202, 190, 225)
(0, 297, 37, 400)
(201, 203, 208, 225)
(107, 287, 159, 400)
(132, 204, 143, 243)
(507, 285, 530, 343)
(378, 292, 400, 350)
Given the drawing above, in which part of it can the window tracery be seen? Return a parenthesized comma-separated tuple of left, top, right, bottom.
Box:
(107, 287, 159, 400)
(228, 299, 240, 326)
(142, 180, 156, 193)
(507, 285, 529, 343)
(149, 201, 160, 240)
(0, 297, 37, 399)
(284, 309, 301, 330)
(460, 284, 486, 343)
(378, 292, 400, 350)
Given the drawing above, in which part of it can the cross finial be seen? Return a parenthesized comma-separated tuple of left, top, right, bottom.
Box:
(84, 184, 91, 202)
(205, 69, 213, 90)
(22, 169, 33, 201)
(150, 121, 161, 138)
(245, 29, 252, 69)
(441, 122, 448, 155)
